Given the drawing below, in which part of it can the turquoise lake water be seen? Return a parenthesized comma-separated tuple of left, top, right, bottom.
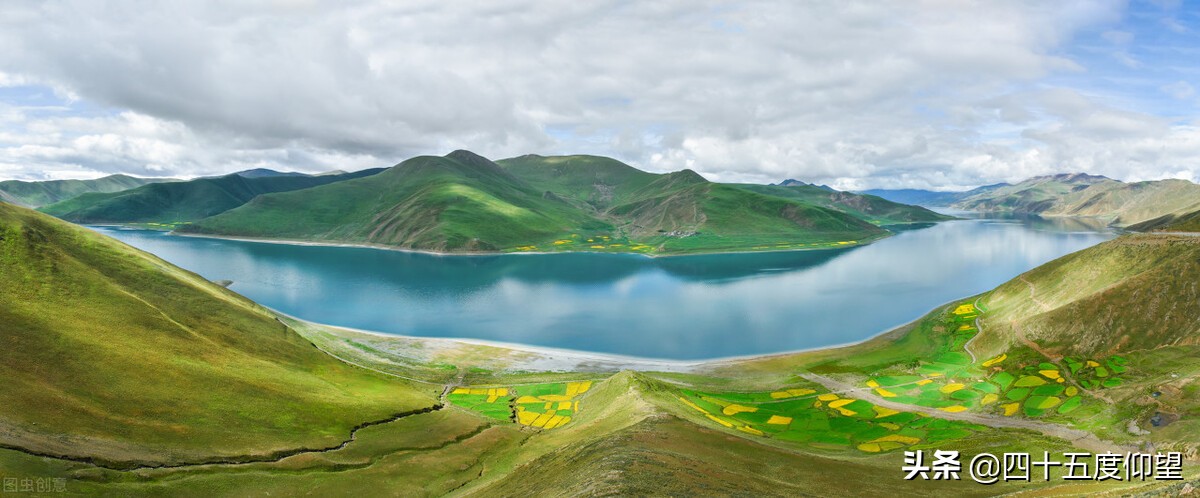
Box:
(94, 215, 1113, 360)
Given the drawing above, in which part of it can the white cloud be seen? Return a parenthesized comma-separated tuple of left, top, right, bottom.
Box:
(1161, 80, 1196, 100)
(0, 0, 1194, 189)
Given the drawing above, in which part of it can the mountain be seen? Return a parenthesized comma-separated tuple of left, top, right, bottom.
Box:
(951, 174, 1200, 227)
(185, 151, 611, 252)
(0, 174, 171, 208)
(1128, 207, 1200, 232)
(772, 178, 834, 191)
(736, 184, 953, 225)
(233, 168, 311, 178)
(39, 168, 384, 224)
(976, 233, 1200, 358)
(860, 183, 1008, 207)
(182, 151, 901, 255)
(0, 202, 429, 467)
(498, 154, 901, 251)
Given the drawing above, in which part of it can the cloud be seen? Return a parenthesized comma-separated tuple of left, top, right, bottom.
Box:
(1161, 81, 1195, 100)
(0, 0, 1195, 189)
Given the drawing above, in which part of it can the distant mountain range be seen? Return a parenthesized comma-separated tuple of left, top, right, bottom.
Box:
(39, 168, 384, 224)
(862, 173, 1200, 227)
(179, 151, 949, 255)
(0, 174, 174, 208)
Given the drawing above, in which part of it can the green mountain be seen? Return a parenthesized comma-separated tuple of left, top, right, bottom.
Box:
(975, 233, 1200, 358)
(735, 184, 952, 225)
(503, 155, 951, 228)
(0, 174, 171, 208)
(1127, 207, 1200, 232)
(184, 151, 612, 252)
(39, 168, 384, 224)
(182, 151, 906, 255)
(0, 203, 431, 467)
(951, 174, 1200, 227)
(3, 198, 1192, 496)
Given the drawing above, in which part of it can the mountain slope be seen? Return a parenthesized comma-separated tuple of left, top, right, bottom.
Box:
(39, 168, 384, 224)
(859, 186, 998, 207)
(0, 203, 431, 466)
(185, 151, 612, 252)
(186, 151, 894, 254)
(0, 174, 171, 208)
(1128, 207, 1200, 232)
(975, 234, 1200, 358)
(737, 183, 953, 225)
(502, 156, 949, 226)
(952, 174, 1200, 227)
(233, 168, 310, 178)
(503, 154, 895, 249)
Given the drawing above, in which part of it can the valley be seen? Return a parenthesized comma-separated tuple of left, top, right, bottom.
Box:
(1, 202, 1197, 495)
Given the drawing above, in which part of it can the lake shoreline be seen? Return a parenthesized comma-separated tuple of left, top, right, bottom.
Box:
(282, 297, 955, 372)
(164, 229, 892, 259)
(90, 218, 1113, 362)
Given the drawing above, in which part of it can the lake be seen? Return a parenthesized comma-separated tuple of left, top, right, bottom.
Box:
(93, 215, 1114, 360)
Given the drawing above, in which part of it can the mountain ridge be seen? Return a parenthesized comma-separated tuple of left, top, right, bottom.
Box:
(0, 174, 174, 208)
(39, 168, 385, 224)
(176, 151, 944, 255)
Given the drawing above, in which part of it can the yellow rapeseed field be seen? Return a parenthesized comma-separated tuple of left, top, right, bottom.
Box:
(939, 383, 965, 394)
(981, 354, 1007, 367)
(766, 415, 792, 425)
(953, 303, 976, 315)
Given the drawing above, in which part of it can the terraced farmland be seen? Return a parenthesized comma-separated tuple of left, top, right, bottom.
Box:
(446, 387, 513, 421)
(445, 381, 593, 430)
(514, 381, 592, 429)
(675, 382, 988, 453)
(860, 301, 1131, 419)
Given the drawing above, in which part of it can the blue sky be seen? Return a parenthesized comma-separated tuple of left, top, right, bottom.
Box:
(0, 0, 1197, 190)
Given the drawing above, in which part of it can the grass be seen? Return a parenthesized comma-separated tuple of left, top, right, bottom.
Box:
(0, 203, 435, 466)
(180, 151, 935, 255)
(0, 174, 166, 208)
(953, 174, 1200, 227)
(3, 204, 1198, 496)
(40, 169, 382, 224)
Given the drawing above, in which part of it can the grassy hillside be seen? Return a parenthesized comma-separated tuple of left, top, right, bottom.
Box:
(185, 151, 895, 255)
(0, 203, 434, 467)
(1128, 207, 1200, 232)
(0, 174, 170, 208)
(185, 151, 612, 252)
(975, 234, 1200, 358)
(0, 208, 1194, 494)
(738, 183, 953, 225)
(500, 154, 948, 226)
(952, 174, 1200, 227)
(39, 168, 384, 225)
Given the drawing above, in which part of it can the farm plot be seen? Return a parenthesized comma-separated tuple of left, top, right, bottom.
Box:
(860, 301, 1132, 419)
(513, 381, 592, 429)
(675, 385, 986, 454)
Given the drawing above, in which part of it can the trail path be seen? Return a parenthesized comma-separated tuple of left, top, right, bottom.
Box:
(961, 296, 985, 363)
(1012, 276, 1061, 361)
(800, 373, 1136, 454)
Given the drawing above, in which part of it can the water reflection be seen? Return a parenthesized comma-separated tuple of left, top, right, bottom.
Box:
(94, 217, 1113, 360)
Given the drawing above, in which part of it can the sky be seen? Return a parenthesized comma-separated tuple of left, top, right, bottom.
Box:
(0, 0, 1198, 191)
